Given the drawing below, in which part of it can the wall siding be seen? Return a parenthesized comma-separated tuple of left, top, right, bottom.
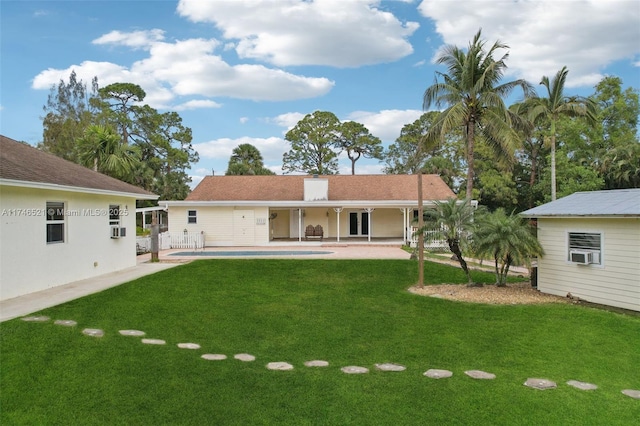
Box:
(537, 218, 640, 311)
(0, 186, 137, 301)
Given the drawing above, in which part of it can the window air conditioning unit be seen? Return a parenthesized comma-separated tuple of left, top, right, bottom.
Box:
(111, 226, 121, 239)
(570, 250, 592, 265)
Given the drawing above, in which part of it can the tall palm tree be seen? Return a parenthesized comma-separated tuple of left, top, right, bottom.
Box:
(419, 198, 477, 286)
(473, 209, 544, 286)
(524, 66, 597, 200)
(226, 143, 274, 175)
(423, 29, 533, 201)
(77, 124, 140, 181)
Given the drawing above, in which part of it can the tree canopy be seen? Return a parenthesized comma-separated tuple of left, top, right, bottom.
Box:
(226, 144, 275, 175)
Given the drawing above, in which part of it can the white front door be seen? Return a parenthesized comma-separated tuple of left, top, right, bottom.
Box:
(233, 210, 255, 246)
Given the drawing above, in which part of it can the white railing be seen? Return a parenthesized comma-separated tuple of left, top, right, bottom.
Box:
(166, 231, 205, 249)
(410, 227, 449, 251)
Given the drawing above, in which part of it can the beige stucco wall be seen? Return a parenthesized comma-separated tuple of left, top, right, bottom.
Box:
(168, 206, 270, 246)
(536, 217, 640, 311)
(0, 185, 138, 301)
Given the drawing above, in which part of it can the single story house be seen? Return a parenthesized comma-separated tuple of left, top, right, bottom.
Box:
(161, 174, 455, 246)
(0, 135, 157, 301)
(521, 188, 640, 312)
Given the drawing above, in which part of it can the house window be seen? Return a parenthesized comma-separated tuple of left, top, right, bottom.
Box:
(187, 210, 197, 224)
(109, 205, 120, 227)
(46, 201, 65, 244)
(568, 232, 602, 265)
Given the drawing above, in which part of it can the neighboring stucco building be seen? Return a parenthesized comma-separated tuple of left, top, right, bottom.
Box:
(521, 189, 640, 312)
(161, 174, 455, 246)
(0, 135, 157, 301)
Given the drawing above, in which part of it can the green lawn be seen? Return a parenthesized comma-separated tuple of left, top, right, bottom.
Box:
(1, 260, 639, 425)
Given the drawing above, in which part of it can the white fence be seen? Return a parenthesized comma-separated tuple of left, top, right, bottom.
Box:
(136, 232, 205, 252)
(409, 227, 449, 251)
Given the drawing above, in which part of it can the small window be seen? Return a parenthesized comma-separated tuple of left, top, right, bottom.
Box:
(46, 201, 65, 244)
(187, 210, 197, 224)
(568, 232, 602, 264)
(109, 205, 120, 227)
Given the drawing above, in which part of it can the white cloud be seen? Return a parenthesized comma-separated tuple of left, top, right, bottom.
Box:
(177, 0, 418, 67)
(345, 109, 424, 142)
(173, 99, 222, 111)
(194, 136, 288, 166)
(239, 117, 249, 124)
(269, 112, 306, 132)
(418, 0, 640, 88)
(92, 29, 165, 49)
(338, 163, 385, 175)
(32, 36, 334, 108)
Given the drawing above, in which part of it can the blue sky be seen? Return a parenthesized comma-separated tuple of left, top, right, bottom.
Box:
(2, 0, 639, 188)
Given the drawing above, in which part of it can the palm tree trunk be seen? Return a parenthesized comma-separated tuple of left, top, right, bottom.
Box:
(417, 170, 424, 288)
(550, 119, 557, 201)
(466, 122, 475, 201)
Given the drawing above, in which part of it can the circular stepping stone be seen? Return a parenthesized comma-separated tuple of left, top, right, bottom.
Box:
(119, 330, 145, 336)
(424, 369, 453, 379)
(266, 362, 294, 371)
(567, 380, 598, 391)
(465, 370, 496, 380)
(21, 316, 50, 322)
(341, 366, 369, 374)
(141, 338, 166, 345)
(375, 363, 406, 372)
(524, 378, 557, 390)
(622, 389, 640, 399)
(82, 328, 104, 337)
(304, 360, 329, 367)
(234, 353, 256, 362)
(202, 354, 227, 361)
(54, 320, 77, 326)
(177, 343, 201, 350)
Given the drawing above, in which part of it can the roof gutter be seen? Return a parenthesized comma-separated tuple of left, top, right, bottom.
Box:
(0, 178, 158, 200)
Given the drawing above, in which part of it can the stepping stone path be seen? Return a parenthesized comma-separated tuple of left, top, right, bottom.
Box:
(82, 328, 104, 337)
(524, 378, 557, 390)
(234, 353, 256, 362)
(567, 380, 597, 391)
(141, 338, 166, 345)
(202, 354, 227, 361)
(21, 316, 50, 322)
(465, 370, 496, 380)
(119, 330, 145, 336)
(341, 366, 369, 374)
(622, 389, 640, 399)
(266, 362, 294, 371)
(424, 369, 453, 379)
(304, 360, 329, 367)
(375, 363, 406, 372)
(20, 318, 640, 401)
(177, 343, 201, 350)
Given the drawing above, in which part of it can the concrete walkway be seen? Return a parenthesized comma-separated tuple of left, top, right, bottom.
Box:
(0, 262, 180, 322)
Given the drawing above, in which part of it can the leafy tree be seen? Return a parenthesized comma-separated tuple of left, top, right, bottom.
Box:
(226, 143, 275, 175)
(473, 209, 544, 286)
(535, 150, 604, 202)
(282, 111, 340, 175)
(423, 29, 532, 201)
(419, 198, 478, 286)
(523, 66, 597, 200)
(77, 124, 140, 180)
(336, 121, 383, 174)
(39, 70, 98, 161)
(96, 82, 146, 145)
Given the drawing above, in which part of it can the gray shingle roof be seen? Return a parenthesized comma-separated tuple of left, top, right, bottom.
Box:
(0, 135, 157, 199)
(521, 189, 640, 217)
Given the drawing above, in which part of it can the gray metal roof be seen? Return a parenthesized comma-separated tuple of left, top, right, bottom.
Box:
(521, 189, 640, 217)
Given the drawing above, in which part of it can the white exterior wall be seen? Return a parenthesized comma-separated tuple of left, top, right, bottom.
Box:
(0, 186, 137, 301)
(168, 206, 269, 246)
(536, 218, 640, 311)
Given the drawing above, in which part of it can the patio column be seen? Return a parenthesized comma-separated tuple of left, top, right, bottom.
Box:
(333, 207, 343, 242)
(400, 208, 407, 243)
(364, 208, 374, 242)
(298, 208, 302, 242)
